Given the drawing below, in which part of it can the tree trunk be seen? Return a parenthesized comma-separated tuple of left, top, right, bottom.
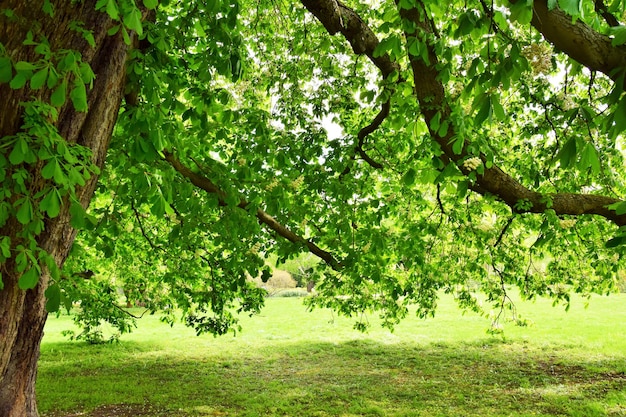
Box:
(0, 2, 132, 415)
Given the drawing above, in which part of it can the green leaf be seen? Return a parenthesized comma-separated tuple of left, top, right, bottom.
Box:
(105, 0, 120, 20)
(0, 236, 10, 259)
(610, 26, 626, 46)
(18, 267, 39, 290)
(78, 62, 95, 85)
(30, 67, 48, 90)
(9, 137, 28, 165)
(612, 96, 626, 137)
(47, 68, 59, 88)
(558, 138, 577, 168)
(9, 72, 27, 89)
(16, 199, 33, 224)
(0, 57, 12, 83)
(121, 26, 131, 45)
(144, 0, 158, 9)
(398, 0, 416, 9)
(547, 0, 557, 9)
(42, 0, 54, 17)
(579, 142, 601, 174)
(40, 188, 61, 218)
(51, 80, 67, 107)
(123, 7, 143, 36)
(606, 235, 626, 248)
(70, 80, 88, 111)
(475, 95, 492, 125)
(45, 283, 61, 312)
(53, 162, 68, 185)
(509, 0, 534, 24)
(107, 24, 121, 36)
(438, 120, 449, 137)
(558, 0, 581, 17)
(41, 158, 59, 179)
(402, 168, 417, 186)
(451, 136, 465, 155)
(457, 180, 469, 198)
(70, 201, 87, 229)
(491, 94, 505, 121)
(14, 61, 37, 71)
(407, 37, 421, 57)
(430, 111, 441, 133)
(608, 201, 626, 216)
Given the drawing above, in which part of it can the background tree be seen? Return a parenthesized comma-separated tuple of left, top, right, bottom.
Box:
(2, 0, 626, 415)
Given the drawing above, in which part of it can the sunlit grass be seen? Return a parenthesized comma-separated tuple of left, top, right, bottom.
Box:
(38, 292, 626, 416)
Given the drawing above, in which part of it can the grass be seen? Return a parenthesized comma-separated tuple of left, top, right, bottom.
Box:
(37, 292, 626, 416)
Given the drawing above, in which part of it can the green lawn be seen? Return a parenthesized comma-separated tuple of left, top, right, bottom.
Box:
(38, 292, 626, 416)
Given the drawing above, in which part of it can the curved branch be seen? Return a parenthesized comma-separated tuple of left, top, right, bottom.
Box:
(524, 0, 626, 83)
(303, 0, 626, 226)
(355, 100, 389, 169)
(302, 0, 396, 172)
(163, 152, 343, 270)
(131, 201, 164, 252)
(594, 0, 620, 27)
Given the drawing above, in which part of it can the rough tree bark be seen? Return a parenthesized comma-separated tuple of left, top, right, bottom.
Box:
(0, 2, 133, 416)
(527, 0, 626, 83)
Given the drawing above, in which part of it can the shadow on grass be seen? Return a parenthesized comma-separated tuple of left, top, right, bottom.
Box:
(38, 338, 626, 417)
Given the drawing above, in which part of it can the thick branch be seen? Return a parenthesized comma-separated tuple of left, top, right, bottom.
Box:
(301, 0, 398, 77)
(303, 0, 626, 226)
(163, 152, 343, 270)
(397, 2, 626, 226)
(468, 165, 625, 224)
(525, 0, 626, 83)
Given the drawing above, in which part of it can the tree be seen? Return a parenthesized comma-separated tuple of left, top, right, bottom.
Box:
(2, 0, 626, 414)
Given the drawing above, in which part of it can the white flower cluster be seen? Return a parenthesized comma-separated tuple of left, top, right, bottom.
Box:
(248, 242, 261, 255)
(265, 178, 279, 191)
(290, 175, 304, 190)
(559, 219, 576, 229)
(522, 43, 552, 75)
(557, 92, 576, 111)
(462, 156, 482, 171)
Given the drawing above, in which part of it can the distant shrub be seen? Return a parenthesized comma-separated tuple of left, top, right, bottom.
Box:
(250, 269, 298, 293)
(268, 270, 297, 289)
(270, 289, 309, 298)
(266, 253, 319, 287)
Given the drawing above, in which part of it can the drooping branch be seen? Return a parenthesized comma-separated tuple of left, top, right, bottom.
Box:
(301, 0, 398, 172)
(355, 100, 388, 169)
(302, 0, 626, 227)
(163, 152, 343, 270)
(594, 0, 621, 27)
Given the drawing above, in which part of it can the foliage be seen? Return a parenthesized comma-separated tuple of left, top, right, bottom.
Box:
(3, 0, 626, 338)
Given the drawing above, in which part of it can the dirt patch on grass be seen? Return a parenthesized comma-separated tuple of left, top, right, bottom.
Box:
(43, 403, 183, 417)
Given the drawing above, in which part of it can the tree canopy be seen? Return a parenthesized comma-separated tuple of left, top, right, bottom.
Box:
(4, 0, 626, 343)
